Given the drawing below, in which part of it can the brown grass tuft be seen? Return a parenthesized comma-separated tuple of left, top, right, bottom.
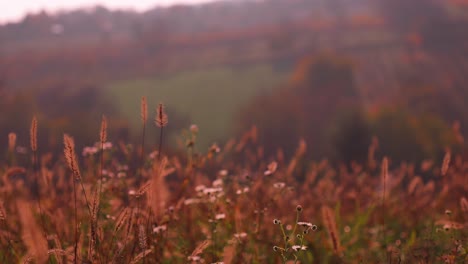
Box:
(321, 205, 341, 254)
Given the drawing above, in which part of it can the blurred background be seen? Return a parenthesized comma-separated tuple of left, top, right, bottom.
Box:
(1, 0, 467, 163)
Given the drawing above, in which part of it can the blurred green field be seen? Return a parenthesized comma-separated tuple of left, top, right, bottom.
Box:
(105, 64, 287, 149)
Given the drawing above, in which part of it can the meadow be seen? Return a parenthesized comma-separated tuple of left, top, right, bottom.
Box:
(105, 64, 287, 149)
(0, 101, 467, 264)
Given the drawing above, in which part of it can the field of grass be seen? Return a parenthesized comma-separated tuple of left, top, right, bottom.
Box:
(105, 64, 287, 150)
(0, 111, 466, 264)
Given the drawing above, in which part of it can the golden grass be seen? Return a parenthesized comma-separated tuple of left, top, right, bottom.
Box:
(0, 114, 466, 263)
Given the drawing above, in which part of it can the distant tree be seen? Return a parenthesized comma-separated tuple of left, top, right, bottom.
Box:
(237, 53, 363, 160)
(330, 109, 371, 165)
(370, 108, 456, 162)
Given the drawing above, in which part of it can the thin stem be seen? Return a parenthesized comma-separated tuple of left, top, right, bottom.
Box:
(73, 177, 78, 264)
(141, 122, 146, 165)
(158, 127, 164, 161)
(78, 178, 92, 216)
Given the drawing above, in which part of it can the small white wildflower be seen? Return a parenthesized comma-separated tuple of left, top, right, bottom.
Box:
(273, 182, 285, 189)
(184, 198, 202, 205)
(153, 225, 167, 234)
(212, 179, 223, 187)
(128, 190, 136, 196)
(236, 187, 250, 195)
(187, 255, 201, 261)
(103, 142, 113, 150)
(218, 170, 228, 176)
(203, 187, 223, 195)
(208, 191, 224, 203)
(292, 245, 307, 251)
(344, 226, 351, 233)
(215, 213, 225, 220)
(234, 232, 247, 239)
(195, 185, 206, 192)
(82, 146, 98, 156)
(190, 124, 199, 134)
(210, 143, 221, 153)
(149, 151, 158, 159)
(297, 221, 313, 228)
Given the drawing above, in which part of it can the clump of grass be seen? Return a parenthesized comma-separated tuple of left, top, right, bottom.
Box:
(155, 103, 168, 160)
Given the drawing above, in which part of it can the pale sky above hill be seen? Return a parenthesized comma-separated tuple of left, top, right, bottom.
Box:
(1, 0, 217, 24)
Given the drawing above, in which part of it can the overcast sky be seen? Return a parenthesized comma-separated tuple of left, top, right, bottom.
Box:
(1, 0, 216, 23)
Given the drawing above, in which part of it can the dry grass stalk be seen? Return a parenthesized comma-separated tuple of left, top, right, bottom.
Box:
(381, 157, 388, 248)
(138, 224, 147, 250)
(222, 243, 236, 264)
(30, 116, 37, 152)
(4, 167, 26, 178)
(137, 181, 151, 197)
(115, 208, 130, 233)
(89, 188, 100, 260)
(47, 234, 63, 264)
(381, 157, 388, 191)
(368, 137, 378, 169)
(0, 200, 6, 221)
(139, 96, 148, 164)
(190, 240, 211, 258)
(8, 132, 16, 153)
(97, 115, 107, 254)
(63, 134, 81, 180)
(408, 176, 423, 195)
(47, 249, 66, 264)
(141, 96, 147, 124)
(64, 134, 91, 212)
(16, 199, 48, 264)
(100, 115, 107, 144)
(321, 205, 341, 254)
(155, 103, 168, 161)
(461, 197, 468, 214)
(441, 151, 451, 176)
(149, 157, 170, 219)
(155, 103, 168, 128)
(129, 249, 152, 264)
(21, 255, 33, 264)
(91, 190, 100, 221)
